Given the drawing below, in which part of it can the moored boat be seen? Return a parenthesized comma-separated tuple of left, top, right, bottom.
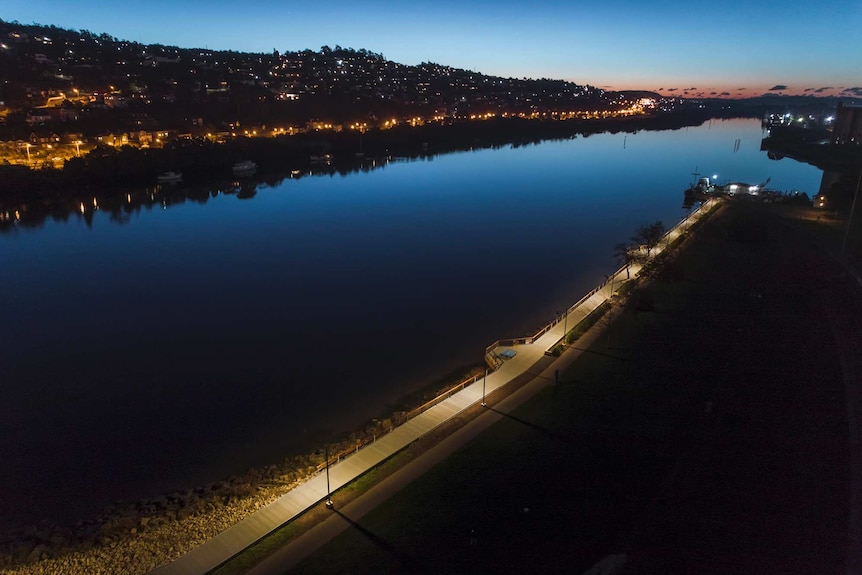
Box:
(156, 171, 182, 184)
(309, 153, 332, 164)
(232, 160, 257, 177)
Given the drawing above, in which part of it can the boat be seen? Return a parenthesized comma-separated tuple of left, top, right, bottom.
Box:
(232, 160, 257, 177)
(156, 171, 182, 184)
(309, 153, 332, 164)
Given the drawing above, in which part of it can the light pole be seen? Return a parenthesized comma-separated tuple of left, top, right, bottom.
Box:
(562, 308, 568, 346)
(75, 140, 81, 157)
(481, 368, 487, 407)
(323, 446, 333, 509)
(25, 143, 31, 166)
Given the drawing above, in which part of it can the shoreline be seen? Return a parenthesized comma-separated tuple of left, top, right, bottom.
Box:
(0, 111, 746, 204)
(0, 362, 484, 569)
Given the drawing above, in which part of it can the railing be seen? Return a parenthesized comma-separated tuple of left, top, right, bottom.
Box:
(483, 197, 719, 359)
(313, 369, 492, 474)
(402, 371, 485, 421)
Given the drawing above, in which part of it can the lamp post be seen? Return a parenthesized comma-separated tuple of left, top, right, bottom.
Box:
(75, 140, 81, 157)
(562, 307, 568, 345)
(323, 446, 333, 509)
(25, 143, 31, 166)
(481, 368, 487, 407)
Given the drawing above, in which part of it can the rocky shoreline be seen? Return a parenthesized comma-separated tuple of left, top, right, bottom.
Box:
(0, 365, 483, 575)
(0, 453, 320, 574)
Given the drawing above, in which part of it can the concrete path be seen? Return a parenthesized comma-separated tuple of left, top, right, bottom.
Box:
(245, 302, 628, 575)
(148, 200, 718, 575)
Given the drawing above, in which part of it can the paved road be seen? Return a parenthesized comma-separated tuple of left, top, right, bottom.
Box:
(148, 200, 718, 575)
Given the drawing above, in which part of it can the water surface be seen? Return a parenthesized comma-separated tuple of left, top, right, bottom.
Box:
(0, 118, 823, 530)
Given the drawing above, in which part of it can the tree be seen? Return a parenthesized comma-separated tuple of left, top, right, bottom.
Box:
(613, 242, 634, 279)
(632, 220, 666, 257)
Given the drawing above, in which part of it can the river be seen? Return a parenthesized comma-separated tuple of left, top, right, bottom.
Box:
(0, 118, 823, 531)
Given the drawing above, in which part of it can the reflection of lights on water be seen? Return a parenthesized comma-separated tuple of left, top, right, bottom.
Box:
(127, 193, 132, 203)
(79, 202, 85, 214)
(92, 197, 98, 208)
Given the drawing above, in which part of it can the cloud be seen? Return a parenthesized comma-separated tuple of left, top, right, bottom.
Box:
(657, 87, 664, 91)
(841, 87, 862, 96)
(710, 91, 717, 95)
(769, 85, 788, 91)
(667, 88, 677, 92)
(804, 88, 813, 92)
(720, 92, 731, 96)
(813, 86, 832, 93)
(689, 87, 697, 90)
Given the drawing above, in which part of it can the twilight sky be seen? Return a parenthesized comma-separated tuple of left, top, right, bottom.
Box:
(3, 0, 860, 98)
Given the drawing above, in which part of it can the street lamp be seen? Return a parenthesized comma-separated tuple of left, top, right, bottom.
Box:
(75, 140, 81, 157)
(25, 143, 31, 166)
(481, 368, 487, 407)
(562, 307, 568, 345)
(318, 447, 333, 509)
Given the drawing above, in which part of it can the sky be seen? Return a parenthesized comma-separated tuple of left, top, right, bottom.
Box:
(3, 0, 861, 98)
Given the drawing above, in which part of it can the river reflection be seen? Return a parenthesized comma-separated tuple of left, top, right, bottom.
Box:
(0, 118, 825, 532)
(0, 158, 403, 232)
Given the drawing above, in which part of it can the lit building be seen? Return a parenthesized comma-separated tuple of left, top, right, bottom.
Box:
(832, 102, 862, 145)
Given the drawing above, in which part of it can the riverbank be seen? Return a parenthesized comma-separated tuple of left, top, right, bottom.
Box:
(0, 362, 484, 573)
(0, 110, 745, 202)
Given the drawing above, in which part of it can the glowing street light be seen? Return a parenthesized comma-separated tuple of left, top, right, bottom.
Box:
(25, 143, 31, 165)
(75, 140, 82, 157)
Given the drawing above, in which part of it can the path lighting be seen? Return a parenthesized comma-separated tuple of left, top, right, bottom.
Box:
(75, 140, 82, 157)
(482, 368, 487, 407)
(318, 447, 334, 509)
(25, 143, 31, 165)
(563, 308, 568, 344)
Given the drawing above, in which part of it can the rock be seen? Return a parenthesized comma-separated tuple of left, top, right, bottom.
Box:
(27, 543, 48, 562)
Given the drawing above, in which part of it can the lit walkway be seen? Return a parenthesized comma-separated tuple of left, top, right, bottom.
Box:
(148, 199, 718, 575)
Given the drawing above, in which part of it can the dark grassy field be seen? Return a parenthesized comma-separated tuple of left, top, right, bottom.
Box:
(286, 200, 855, 575)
